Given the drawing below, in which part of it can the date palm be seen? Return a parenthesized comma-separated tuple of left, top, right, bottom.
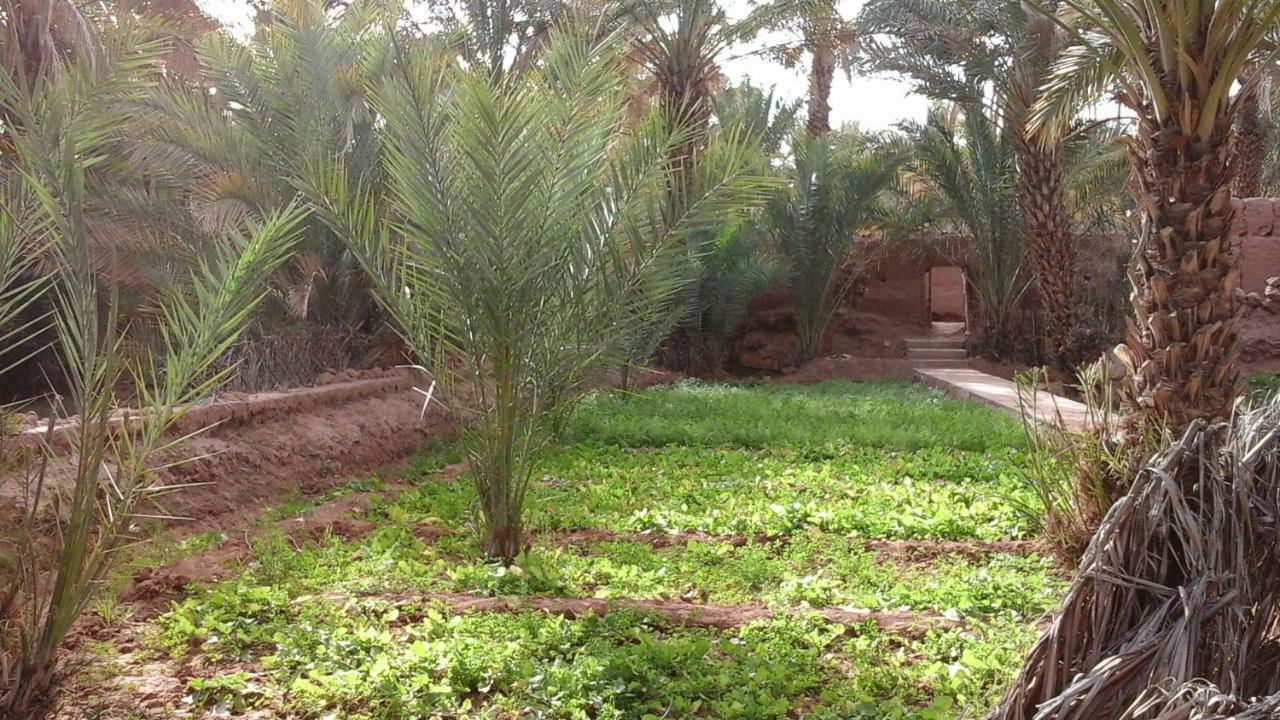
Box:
(768, 130, 902, 361)
(905, 105, 1030, 357)
(138, 0, 387, 325)
(1006, 2, 1084, 369)
(630, 0, 780, 199)
(682, 81, 797, 373)
(1030, 0, 1280, 432)
(988, 3, 1280, 719)
(755, 0, 858, 136)
(861, 0, 1083, 368)
(0, 22, 300, 716)
(0, 0, 97, 87)
(1234, 63, 1275, 196)
(304, 24, 771, 560)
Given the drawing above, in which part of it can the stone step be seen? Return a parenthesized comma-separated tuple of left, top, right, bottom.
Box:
(911, 358, 970, 369)
(906, 348, 967, 360)
(904, 337, 967, 350)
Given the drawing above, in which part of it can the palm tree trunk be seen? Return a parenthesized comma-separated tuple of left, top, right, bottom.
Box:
(1017, 140, 1079, 370)
(1118, 109, 1243, 433)
(662, 77, 713, 215)
(806, 36, 834, 136)
(1235, 84, 1265, 197)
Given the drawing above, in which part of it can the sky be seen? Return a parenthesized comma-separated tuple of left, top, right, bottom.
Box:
(191, 0, 930, 131)
(718, 0, 929, 131)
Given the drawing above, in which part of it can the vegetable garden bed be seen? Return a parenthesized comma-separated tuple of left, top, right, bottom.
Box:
(59, 381, 1063, 719)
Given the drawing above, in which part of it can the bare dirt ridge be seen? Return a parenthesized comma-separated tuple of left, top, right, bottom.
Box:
(549, 527, 1045, 560)
(119, 489, 393, 618)
(319, 590, 963, 639)
(1, 368, 447, 536)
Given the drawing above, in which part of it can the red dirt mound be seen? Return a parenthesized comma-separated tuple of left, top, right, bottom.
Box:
(1, 369, 448, 537)
(733, 293, 923, 373)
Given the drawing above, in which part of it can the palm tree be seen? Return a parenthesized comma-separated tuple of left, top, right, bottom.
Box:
(755, 0, 858, 136)
(303, 23, 771, 560)
(1234, 63, 1274, 196)
(768, 130, 902, 361)
(905, 105, 1030, 357)
(0, 22, 300, 716)
(628, 4, 787, 373)
(0, 0, 247, 398)
(138, 0, 388, 326)
(989, 4, 1280, 718)
(1006, 2, 1084, 369)
(682, 81, 797, 373)
(860, 0, 1084, 369)
(1031, 0, 1280, 431)
(0, 0, 97, 87)
(629, 0, 779, 200)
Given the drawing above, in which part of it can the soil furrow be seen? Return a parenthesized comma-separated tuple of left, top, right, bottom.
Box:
(314, 590, 963, 639)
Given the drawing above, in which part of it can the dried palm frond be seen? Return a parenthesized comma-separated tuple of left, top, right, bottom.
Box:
(989, 395, 1280, 719)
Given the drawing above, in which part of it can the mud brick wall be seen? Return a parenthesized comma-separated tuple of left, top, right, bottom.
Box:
(1233, 198, 1280, 369)
(1233, 197, 1280, 295)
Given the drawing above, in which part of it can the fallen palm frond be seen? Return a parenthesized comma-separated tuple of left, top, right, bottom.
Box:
(988, 396, 1280, 719)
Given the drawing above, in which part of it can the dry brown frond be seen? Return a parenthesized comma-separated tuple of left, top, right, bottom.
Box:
(989, 397, 1280, 719)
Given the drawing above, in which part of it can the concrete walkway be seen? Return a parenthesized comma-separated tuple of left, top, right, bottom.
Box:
(914, 367, 1096, 433)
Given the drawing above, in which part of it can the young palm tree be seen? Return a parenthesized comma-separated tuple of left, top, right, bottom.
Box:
(138, 0, 388, 326)
(905, 105, 1030, 357)
(682, 82, 797, 373)
(0, 24, 300, 716)
(304, 24, 771, 561)
(1031, 0, 1280, 432)
(769, 131, 902, 362)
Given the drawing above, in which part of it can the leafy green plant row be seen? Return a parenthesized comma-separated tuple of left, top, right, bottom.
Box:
(394, 442, 1041, 541)
(561, 380, 1029, 453)
(155, 585, 1037, 720)
(215, 521, 1064, 621)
